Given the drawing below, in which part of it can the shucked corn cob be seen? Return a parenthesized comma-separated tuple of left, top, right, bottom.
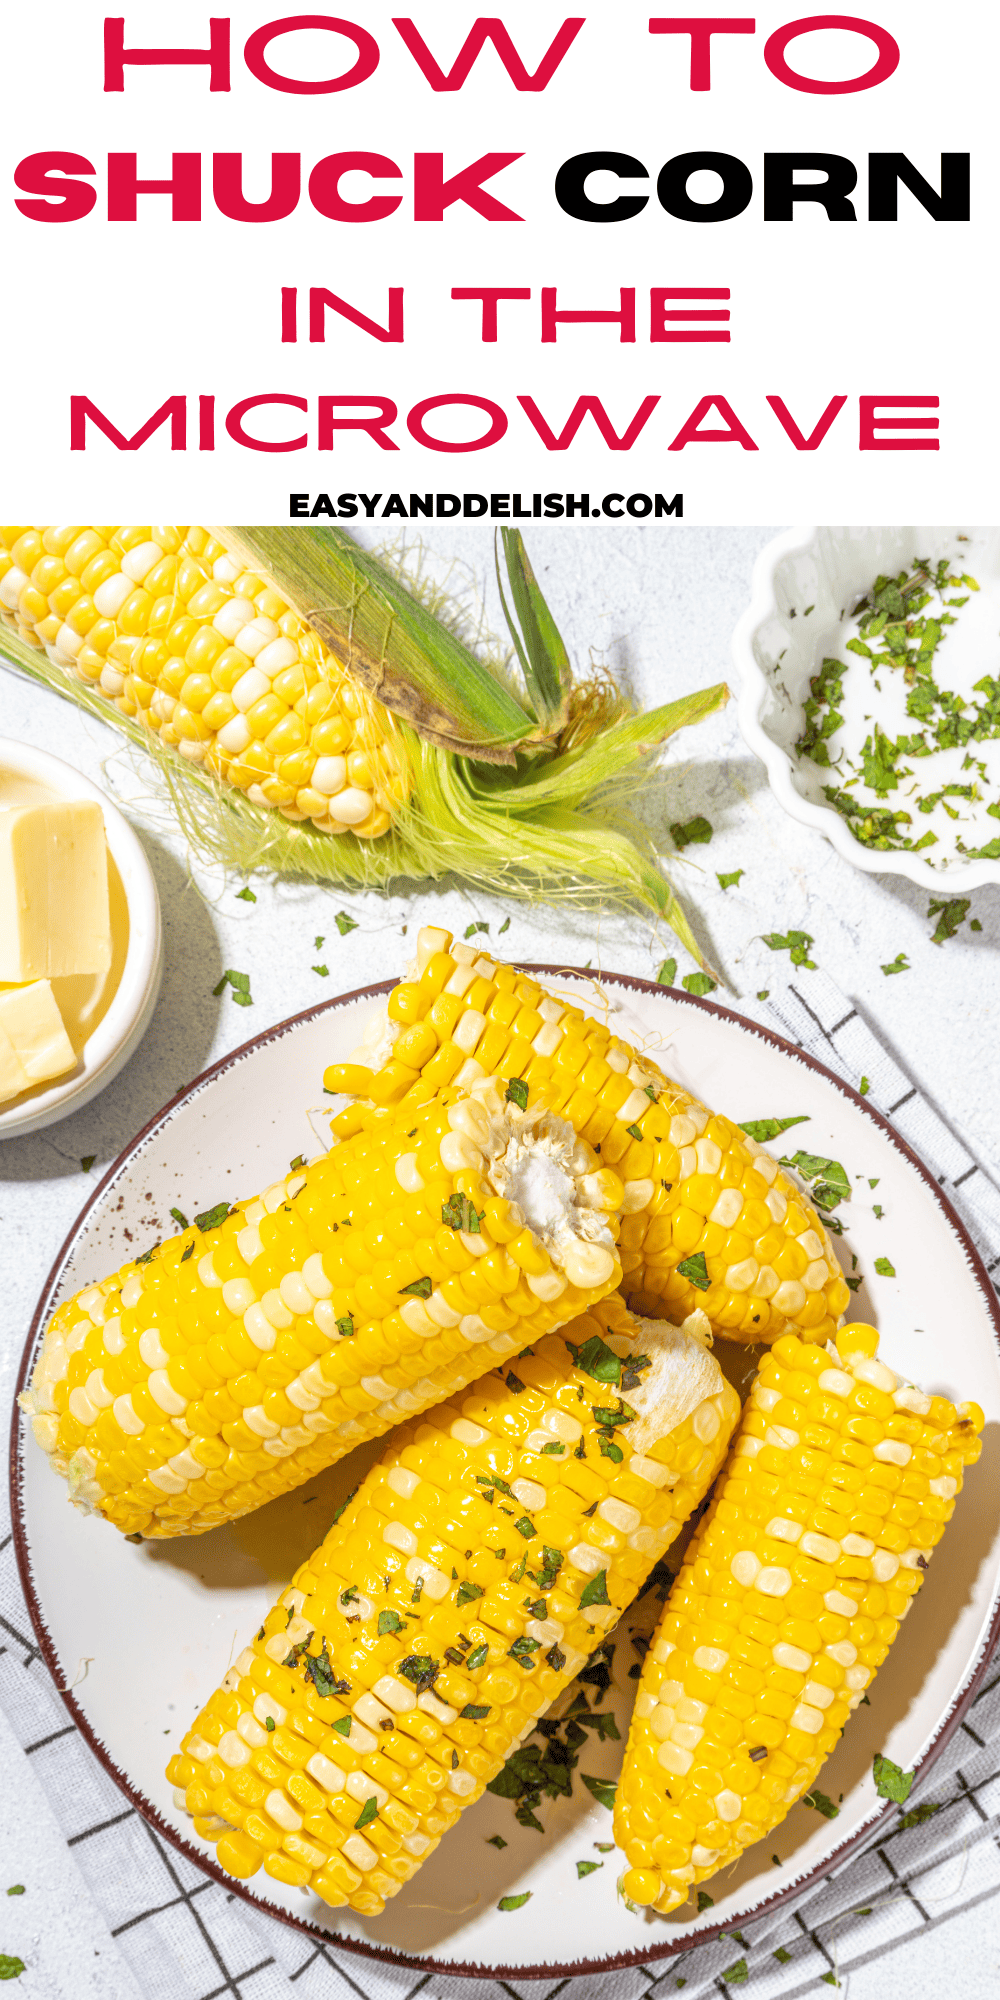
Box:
(21, 1081, 627, 1539)
(0, 526, 409, 836)
(615, 1323, 984, 1912)
(167, 1295, 740, 1913)
(326, 927, 853, 1345)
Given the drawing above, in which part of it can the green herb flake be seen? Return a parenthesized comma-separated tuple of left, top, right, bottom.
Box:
(354, 1796, 378, 1831)
(579, 1570, 611, 1610)
(683, 972, 717, 997)
(739, 1115, 809, 1143)
(677, 1250, 710, 1291)
(671, 815, 713, 849)
(461, 1703, 490, 1720)
(763, 928, 817, 968)
(721, 1961, 748, 1986)
(397, 1654, 439, 1692)
(464, 920, 489, 939)
(313, 935, 325, 949)
(717, 869, 744, 890)
(581, 1773, 616, 1809)
(773, 1947, 792, 1963)
(169, 1207, 190, 1231)
(486, 1834, 508, 1848)
(466, 1643, 488, 1670)
(441, 1192, 483, 1234)
(331, 1715, 352, 1737)
(514, 1516, 535, 1540)
(860, 1075, 870, 1095)
(194, 1202, 230, 1233)
(180, 1241, 195, 1261)
(399, 1275, 432, 1299)
(624, 1121, 643, 1142)
(505, 1076, 529, 1111)
(820, 1975, 839, 1987)
(80, 1154, 96, 1172)
(5, 1889, 24, 1899)
(576, 1859, 603, 1878)
(334, 911, 358, 935)
(898, 1800, 941, 1828)
(696, 1890, 715, 1912)
(567, 1332, 623, 1385)
(265, 1715, 276, 1732)
(803, 1789, 840, 1819)
(0, 1958, 26, 1981)
(335, 1314, 355, 1340)
(657, 957, 677, 987)
(874, 1256, 897, 1277)
(873, 1753, 914, 1804)
(312, 963, 329, 978)
(498, 1892, 531, 1911)
(235, 885, 256, 902)
(928, 895, 971, 944)
(881, 952, 910, 975)
(212, 967, 253, 1006)
(756, 989, 770, 1000)
(378, 1610, 404, 1636)
(456, 1580, 484, 1606)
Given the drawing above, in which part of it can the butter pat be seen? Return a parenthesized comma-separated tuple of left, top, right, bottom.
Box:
(0, 800, 111, 979)
(0, 980, 77, 1103)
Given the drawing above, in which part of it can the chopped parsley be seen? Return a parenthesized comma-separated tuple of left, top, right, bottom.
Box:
(881, 953, 910, 975)
(506, 1371, 526, 1394)
(0, 1958, 26, 1981)
(898, 1801, 941, 1828)
(677, 1250, 710, 1291)
(670, 815, 713, 849)
(682, 971, 716, 997)
(579, 1570, 611, 1610)
(354, 1796, 378, 1831)
(514, 1516, 535, 1540)
(773, 1947, 792, 1964)
(780, 1149, 851, 1214)
(625, 1121, 643, 1141)
(212, 967, 253, 1007)
(335, 1314, 355, 1339)
(169, 1207, 190, 1230)
(657, 957, 677, 987)
(399, 1276, 432, 1299)
(696, 1891, 715, 1913)
(378, 1610, 404, 1636)
(509, 1636, 541, 1670)
(398, 1655, 439, 1692)
(312, 964, 329, 978)
(441, 1192, 483, 1234)
(721, 1961, 748, 1986)
(265, 1716, 275, 1731)
(303, 1643, 350, 1699)
(194, 1202, 230, 1233)
(461, 1703, 490, 1720)
(464, 920, 489, 939)
(331, 1714, 352, 1737)
(576, 1859, 603, 1878)
(505, 1077, 529, 1111)
(860, 1075, 870, 1095)
(567, 1331, 625, 1385)
(235, 885, 256, 902)
(873, 1753, 914, 1804)
(739, 1115, 809, 1143)
(581, 1773, 617, 1809)
(717, 869, 744, 890)
(334, 911, 358, 935)
(802, 1788, 840, 1819)
(928, 895, 970, 944)
(874, 1256, 897, 1277)
(762, 929, 816, 969)
(466, 1643, 488, 1671)
(498, 1892, 531, 1911)
(486, 1834, 507, 1849)
(498, 916, 510, 933)
(456, 1580, 484, 1606)
(80, 1155, 96, 1172)
(180, 1241, 194, 1261)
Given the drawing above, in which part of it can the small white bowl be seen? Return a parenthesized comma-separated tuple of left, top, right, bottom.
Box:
(733, 525, 1000, 890)
(0, 739, 162, 1137)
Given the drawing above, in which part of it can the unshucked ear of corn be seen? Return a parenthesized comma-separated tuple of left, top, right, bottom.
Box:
(166, 1295, 739, 1912)
(614, 1323, 984, 1913)
(20, 1082, 629, 1539)
(0, 523, 727, 961)
(326, 927, 853, 1346)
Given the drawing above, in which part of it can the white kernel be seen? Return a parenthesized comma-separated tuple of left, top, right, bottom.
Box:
(598, 1496, 641, 1534)
(819, 1368, 854, 1398)
(541, 1408, 583, 1444)
(112, 1394, 144, 1436)
(693, 1646, 729, 1674)
(669, 1115, 697, 1147)
(766, 1187, 788, 1222)
(236, 1227, 264, 1266)
(265, 1790, 301, 1832)
(629, 1453, 670, 1487)
(120, 1274, 144, 1310)
(670, 1722, 704, 1750)
(217, 1730, 252, 1769)
(773, 1280, 807, 1316)
(243, 1303, 276, 1351)
(695, 1137, 722, 1175)
(306, 1752, 346, 1792)
(382, 1521, 418, 1556)
(853, 1356, 898, 1393)
(236, 1714, 268, 1748)
(394, 1152, 424, 1194)
(802, 1681, 834, 1710)
(824, 1640, 857, 1667)
(800, 1531, 840, 1564)
(451, 1417, 488, 1446)
(756, 1567, 793, 1598)
(372, 1675, 417, 1714)
(386, 1465, 420, 1500)
(765, 1516, 802, 1544)
(845, 1664, 871, 1690)
(842, 1533, 875, 1558)
(715, 1789, 742, 1823)
(253, 1694, 286, 1728)
(731, 1551, 761, 1587)
(824, 1590, 859, 1617)
(874, 1439, 912, 1465)
(568, 1543, 606, 1576)
(789, 1703, 824, 1735)
(342, 1833, 378, 1871)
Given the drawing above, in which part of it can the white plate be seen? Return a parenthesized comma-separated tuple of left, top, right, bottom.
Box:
(11, 972, 1000, 1979)
(0, 737, 163, 1135)
(733, 526, 1000, 892)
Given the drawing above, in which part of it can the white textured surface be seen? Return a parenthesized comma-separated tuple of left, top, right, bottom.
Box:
(2, 521, 998, 1995)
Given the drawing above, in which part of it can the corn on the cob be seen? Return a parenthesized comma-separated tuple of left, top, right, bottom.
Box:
(615, 1322, 985, 1912)
(166, 1294, 740, 1913)
(21, 1083, 627, 1539)
(0, 525, 409, 837)
(326, 926, 853, 1346)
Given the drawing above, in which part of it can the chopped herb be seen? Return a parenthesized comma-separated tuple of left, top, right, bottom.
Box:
(803, 1789, 840, 1819)
(756, 989, 770, 1000)
(873, 1753, 914, 1804)
(0, 1958, 26, 1981)
(860, 1075, 870, 1095)
(773, 1946, 792, 1963)
(873, 1203, 884, 1219)
(573, 1711, 620, 1742)
(265, 1716, 275, 1732)
(567, 1331, 623, 1385)
(180, 1242, 194, 1261)
(313, 935, 325, 949)
(331, 1715, 352, 1737)
(874, 1256, 896, 1277)
(335, 1314, 355, 1339)
(928, 895, 970, 944)
(312, 964, 329, 978)
(546, 1642, 566, 1672)
(748, 1745, 767, 1762)
(464, 920, 489, 939)
(509, 1636, 541, 1673)
(972, 918, 983, 930)
(451, 1751, 459, 1769)
(399, 1276, 432, 1299)
(441, 1192, 483, 1234)
(505, 1076, 529, 1111)
(696, 1890, 715, 1912)
(303, 1643, 350, 1700)
(881, 952, 909, 975)
(334, 911, 358, 935)
(898, 1800, 940, 1828)
(5, 1889, 24, 1899)
(581, 1773, 616, 1809)
(739, 1115, 809, 1143)
(134, 1246, 156, 1264)
(820, 1975, 839, 1987)
(657, 956, 677, 987)
(235, 885, 256, 902)
(466, 1643, 488, 1671)
(212, 967, 253, 1006)
(80, 1155, 96, 1172)
(762, 928, 817, 968)
(683, 972, 717, 997)
(410, 1579, 423, 1605)
(194, 1202, 230, 1232)
(456, 1580, 484, 1606)
(677, 1250, 710, 1291)
(625, 1121, 643, 1141)
(486, 1834, 507, 1848)
(498, 916, 510, 933)
(378, 1610, 404, 1636)
(780, 1150, 851, 1214)
(846, 1275, 863, 1292)
(717, 869, 744, 890)
(539, 1440, 565, 1456)
(514, 1516, 535, 1539)
(498, 1893, 531, 1911)
(506, 1370, 526, 1394)
(576, 1859, 603, 1878)
(397, 1654, 439, 1693)
(354, 1796, 378, 1831)
(579, 1570, 610, 1610)
(461, 1703, 490, 1720)
(671, 815, 713, 849)
(721, 1961, 748, 1986)
(598, 1435, 623, 1462)
(169, 1206, 190, 1230)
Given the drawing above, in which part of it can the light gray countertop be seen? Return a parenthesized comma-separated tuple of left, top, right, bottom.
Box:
(2, 523, 997, 1997)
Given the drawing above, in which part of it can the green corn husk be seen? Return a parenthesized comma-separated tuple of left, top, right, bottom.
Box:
(0, 526, 728, 965)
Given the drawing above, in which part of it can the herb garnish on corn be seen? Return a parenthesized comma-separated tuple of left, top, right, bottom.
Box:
(327, 927, 853, 1345)
(615, 1322, 984, 1912)
(166, 1295, 739, 1912)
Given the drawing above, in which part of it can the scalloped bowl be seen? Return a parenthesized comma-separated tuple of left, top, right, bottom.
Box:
(733, 526, 1000, 890)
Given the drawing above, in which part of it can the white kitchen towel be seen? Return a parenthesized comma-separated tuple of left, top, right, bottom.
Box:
(2, 975, 997, 2000)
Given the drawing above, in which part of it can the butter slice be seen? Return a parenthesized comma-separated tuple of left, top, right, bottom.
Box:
(0, 979, 77, 1103)
(0, 800, 112, 980)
